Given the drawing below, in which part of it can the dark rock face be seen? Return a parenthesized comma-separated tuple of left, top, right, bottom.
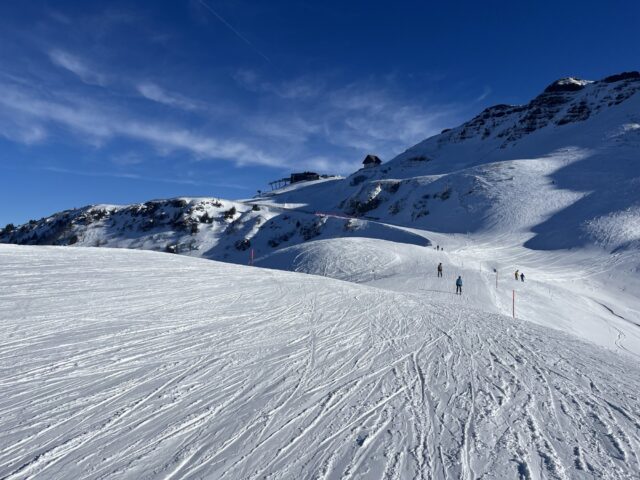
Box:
(453, 104, 525, 142)
(346, 197, 382, 216)
(499, 87, 581, 142)
(557, 100, 590, 125)
(543, 78, 588, 93)
(445, 72, 640, 148)
(603, 71, 640, 83)
(234, 238, 251, 251)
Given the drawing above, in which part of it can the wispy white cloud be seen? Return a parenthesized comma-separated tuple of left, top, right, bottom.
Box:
(235, 71, 464, 166)
(0, 1, 484, 191)
(475, 86, 492, 102)
(50, 48, 205, 112)
(47, 10, 72, 25)
(233, 69, 324, 99)
(136, 82, 201, 111)
(3, 39, 468, 179)
(110, 152, 145, 166)
(0, 118, 47, 145)
(296, 155, 359, 174)
(243, 114, 320, 143)
(42, 166, 251, 189)
(0, 82, 284, 168)
(48, 49, 108, 86)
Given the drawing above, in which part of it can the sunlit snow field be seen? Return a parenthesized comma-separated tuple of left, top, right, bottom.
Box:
(1, 244, 639, 479)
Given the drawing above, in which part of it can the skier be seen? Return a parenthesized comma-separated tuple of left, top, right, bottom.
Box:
(436, 245, 440, 251)
(455, 276, 463, 295)
(514, 269, 519, 280)
(437, 262, 443, 278)
(520, 272, 525, 282)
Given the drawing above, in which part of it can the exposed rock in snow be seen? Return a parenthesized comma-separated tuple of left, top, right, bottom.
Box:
(543, 77, 593, 93)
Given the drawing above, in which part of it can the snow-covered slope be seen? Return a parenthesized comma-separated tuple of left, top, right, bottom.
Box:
(388, 72, 640, 175)
(260, 72, 640, 254)
(1, 245, 639, 479)
(0, 197, 427, 264)
(257, 236, 640, 357)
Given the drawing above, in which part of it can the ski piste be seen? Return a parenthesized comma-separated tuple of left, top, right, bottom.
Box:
(1, 240, 639, 479)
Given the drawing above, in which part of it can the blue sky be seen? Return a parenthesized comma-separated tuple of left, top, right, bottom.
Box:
(0, 0, 638, 225)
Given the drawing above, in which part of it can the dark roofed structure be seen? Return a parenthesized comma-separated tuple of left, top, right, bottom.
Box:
(362, 154, 382, 168)
(268, 171, 321, 191)
(290, 172, 320, 183)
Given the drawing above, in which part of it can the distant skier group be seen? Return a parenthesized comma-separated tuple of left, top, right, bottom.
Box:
(435, 261, 463, 295)
(434, 246, 525, 297)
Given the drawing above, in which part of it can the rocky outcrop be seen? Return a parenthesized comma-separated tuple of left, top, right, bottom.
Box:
(446, 72, 640, 148)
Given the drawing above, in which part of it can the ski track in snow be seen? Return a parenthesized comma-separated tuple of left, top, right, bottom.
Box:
(0, 245, 639, 479)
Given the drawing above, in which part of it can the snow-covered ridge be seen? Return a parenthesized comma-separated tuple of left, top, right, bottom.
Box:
(384, 71, 640, 176)
(443, 71, 639, 147)
(2, 71, 640, 259)
(0, 196, 427, 264)
(261, 72, 640, 255)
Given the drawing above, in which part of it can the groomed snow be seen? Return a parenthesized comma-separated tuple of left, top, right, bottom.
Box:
(1, 245, 639, 479)
(257, 235, 640, 357)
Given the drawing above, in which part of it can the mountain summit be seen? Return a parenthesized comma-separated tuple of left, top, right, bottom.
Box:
(387, 71, 640, 172)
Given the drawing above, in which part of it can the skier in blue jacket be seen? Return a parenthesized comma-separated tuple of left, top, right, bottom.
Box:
(455, 276, 463, 295)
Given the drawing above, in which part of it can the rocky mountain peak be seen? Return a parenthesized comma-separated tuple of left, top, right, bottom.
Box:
(542, 77, 592, 93)
(444, 72, 640, 148)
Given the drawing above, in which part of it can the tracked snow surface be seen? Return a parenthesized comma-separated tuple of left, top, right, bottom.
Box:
(1, 245, 639, 479)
